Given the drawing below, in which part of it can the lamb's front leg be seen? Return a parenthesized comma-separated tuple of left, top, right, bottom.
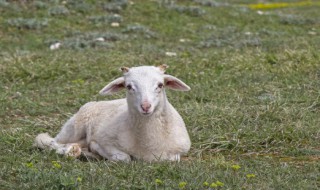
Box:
(149, 153, 181, 162)
(89, 141, 131, 162)
(167, 154, 180, 162)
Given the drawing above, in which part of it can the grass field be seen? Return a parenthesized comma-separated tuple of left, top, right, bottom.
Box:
(1, 0, 319, 189)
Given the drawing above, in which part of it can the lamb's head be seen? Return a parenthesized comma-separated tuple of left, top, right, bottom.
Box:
(99, 65, 190, 116)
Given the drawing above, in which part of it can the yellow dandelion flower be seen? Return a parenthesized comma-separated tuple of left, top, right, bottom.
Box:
(52, 161, 61, 169)
(231, 164, 241, 170)
(210, 182, 218, 188)
(203, 181, 209, 186)
(76, 177, 82, 182)
(178, 182, 187, 189)
(246, 174, 256, 178)
(247, 1, 319, 10)
(216, 180, 224, 187)
(26, 162, 33, 168)
(155, 179, 163, 185)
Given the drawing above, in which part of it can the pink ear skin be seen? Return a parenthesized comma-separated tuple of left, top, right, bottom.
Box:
(99, 77, 125, 95)
(164, 75, 190, 91)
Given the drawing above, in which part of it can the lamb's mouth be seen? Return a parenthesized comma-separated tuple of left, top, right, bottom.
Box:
(141, 111, 152, 116)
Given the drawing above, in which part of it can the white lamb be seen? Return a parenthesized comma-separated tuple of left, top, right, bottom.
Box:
(34, 64, 191, 162)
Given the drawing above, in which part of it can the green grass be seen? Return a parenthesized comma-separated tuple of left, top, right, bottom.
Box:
(1, 0, 319, 189)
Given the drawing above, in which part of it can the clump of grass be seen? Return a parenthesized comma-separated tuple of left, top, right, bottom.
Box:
(64, 39, 112, 50)
(66, 0, 93, 14)
(60, 32, 123, 50)
(48, 5, 70, 16)
(193, 0, 229, 7)
(0, 0, 19, 11)
(103, 0, 128, 13)
(88, 14, 123, 24)
(279, 14, 317, 25)
(167, 5, 205, 16)
(193, 135, 237, 156)
(7, 18, 49, 30)
(32, 1, 48, 9)
(199, 26, 261, 48)
(122, 24, 157, 38)
(0, 0, 9, 7)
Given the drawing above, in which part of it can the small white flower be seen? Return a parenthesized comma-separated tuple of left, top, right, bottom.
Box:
(244, 32, 252, 35)
(179, 39, 190, 42)
(50, 42, 61, 50)
(308, 31, 316, 35)
(257, 10, 264, 15)
(111, 22, 120, 27)
(95, 37, 105, 42)
(165, 52, 177, 57)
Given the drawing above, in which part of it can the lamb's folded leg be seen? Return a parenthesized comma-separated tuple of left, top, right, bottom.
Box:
(34, 133, 82, 157)
(89, 141, 131, 162)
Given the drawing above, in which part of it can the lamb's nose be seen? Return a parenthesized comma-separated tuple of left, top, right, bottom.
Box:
(141, 102, 151, 112)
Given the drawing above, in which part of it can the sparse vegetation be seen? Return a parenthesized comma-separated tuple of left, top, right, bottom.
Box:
(0, 0, 319, 189)
(7, 18, 49, 30)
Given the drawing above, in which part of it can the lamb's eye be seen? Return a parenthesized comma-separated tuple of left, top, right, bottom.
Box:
(158, 83, 164, 89)
(127, 84, 132, 90)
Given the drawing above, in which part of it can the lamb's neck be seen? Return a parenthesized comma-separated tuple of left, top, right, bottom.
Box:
(130, 110, 170, 149)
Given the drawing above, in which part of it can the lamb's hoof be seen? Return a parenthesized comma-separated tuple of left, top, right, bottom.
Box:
(81, 148, 103, 160)
(66, 143, 82, 158)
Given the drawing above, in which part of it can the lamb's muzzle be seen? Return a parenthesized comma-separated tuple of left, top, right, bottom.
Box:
(141, 101, 152, 114)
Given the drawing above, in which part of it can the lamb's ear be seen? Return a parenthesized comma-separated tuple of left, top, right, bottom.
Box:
(99, 77, 125, 95)
(164, 75, 190, 91)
